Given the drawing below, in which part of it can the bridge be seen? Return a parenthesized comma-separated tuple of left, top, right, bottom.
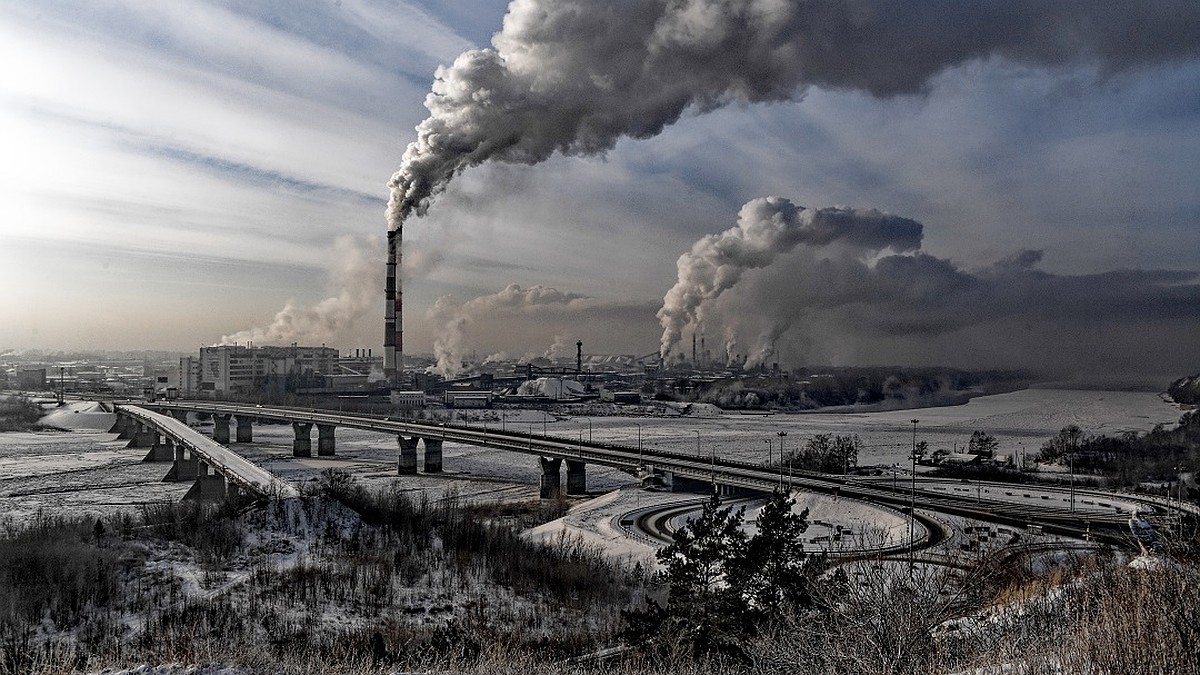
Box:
(114, 401, 1145, 548)
(110, 405, 299, 500)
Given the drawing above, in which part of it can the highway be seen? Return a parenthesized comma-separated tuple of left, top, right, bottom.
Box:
(139, 401, 1146, 547)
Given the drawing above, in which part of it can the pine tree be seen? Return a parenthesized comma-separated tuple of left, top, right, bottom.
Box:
(623, 493, 752, 656)
(732, 490, 819, 618)
(656, 492, 750, 654)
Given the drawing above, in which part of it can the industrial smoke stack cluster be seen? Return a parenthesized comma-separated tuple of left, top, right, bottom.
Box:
(384, 229, 402, 387)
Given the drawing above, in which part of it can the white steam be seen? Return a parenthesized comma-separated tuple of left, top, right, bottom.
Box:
(221, 236, 379, 348)
(657, 196, 922, 359)
(386, 0, 1200, 230)
(425, 283, 591, 376)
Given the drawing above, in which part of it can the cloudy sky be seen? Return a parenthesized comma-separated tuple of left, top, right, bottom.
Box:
(2, 1, 1198, 378)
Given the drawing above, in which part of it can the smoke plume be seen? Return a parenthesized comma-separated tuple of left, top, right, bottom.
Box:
(387, 0, 1200, 230)
(221, 236, 379, 347)
(426, 283, 592, 376)
(657, 196, 922, 358)
(680, 206, 1200, 374)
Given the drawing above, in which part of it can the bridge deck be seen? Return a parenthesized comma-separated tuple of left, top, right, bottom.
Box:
(139, 401, 1146, 546)
(121, 405, 300, 498)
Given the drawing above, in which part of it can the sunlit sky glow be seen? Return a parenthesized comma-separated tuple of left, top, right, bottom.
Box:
(2, 1, 1198, 377)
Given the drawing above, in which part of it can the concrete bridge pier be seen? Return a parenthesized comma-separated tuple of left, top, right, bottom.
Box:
(566, 460, 587, 496)
(539, 457, 563, 499)
(235, 416, 253, 443)
(165, 445, 199, 482)
(143, 437, 175, 462)
(212, 414, 232, 444)
(183, 461, 227, 501)
(292, 422, 313, 457)
(317, 424, 336, 456)
(423, 438, 443, 473)
(127, 422, 159, 449)
(108, 415, 132, 436)
(397, 436, 419, 475)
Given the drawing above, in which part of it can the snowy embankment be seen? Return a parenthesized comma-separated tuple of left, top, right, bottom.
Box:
(38, 400, 116, 431)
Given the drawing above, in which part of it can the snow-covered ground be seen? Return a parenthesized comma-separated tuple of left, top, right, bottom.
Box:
(0, 389, 1182, 554)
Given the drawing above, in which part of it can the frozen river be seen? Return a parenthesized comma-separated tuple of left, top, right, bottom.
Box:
(556, 387, 1185, 468)
(0, 388, 1185, 529)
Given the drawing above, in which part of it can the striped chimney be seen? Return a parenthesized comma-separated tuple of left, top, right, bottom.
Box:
(384, 229, 402, 387)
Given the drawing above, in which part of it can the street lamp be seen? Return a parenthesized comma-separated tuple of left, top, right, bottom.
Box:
(710, 444, 717, 493)
(777, 431, 788, 484)
(1069, 451, 1076, 513)
(636, 423, 642, 467)
(909, 418, 919, 569)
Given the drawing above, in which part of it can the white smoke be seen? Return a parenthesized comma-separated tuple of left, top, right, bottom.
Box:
(657, 197, 921, 359)
(221, 235, 379, 348)
(425, 283, 592, 376)
(692, 230, 1200, 375)
(386, 0, 1200, 230)
(543, 333, 572, 360)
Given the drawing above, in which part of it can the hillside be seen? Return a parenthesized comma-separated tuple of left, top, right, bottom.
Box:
(1169, 374, 1200, 405)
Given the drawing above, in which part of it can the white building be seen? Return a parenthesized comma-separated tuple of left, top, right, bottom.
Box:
(185, 345, 339, 397)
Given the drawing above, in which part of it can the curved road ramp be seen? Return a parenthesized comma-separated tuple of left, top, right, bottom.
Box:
(111, 404, 299, 501)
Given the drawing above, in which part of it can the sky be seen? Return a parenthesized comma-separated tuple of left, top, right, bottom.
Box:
(1, 0, 1198, 379)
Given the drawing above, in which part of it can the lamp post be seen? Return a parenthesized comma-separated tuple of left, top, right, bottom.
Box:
(1069, 451, 1076, 513)
(909, 418, 919, 569)
(711, 444, 717, 493)
(777, 431, 788, 488)
(636, 423, 642, 468)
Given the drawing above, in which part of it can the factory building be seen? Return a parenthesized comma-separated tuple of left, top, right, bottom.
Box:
(181, 345, 339, 397)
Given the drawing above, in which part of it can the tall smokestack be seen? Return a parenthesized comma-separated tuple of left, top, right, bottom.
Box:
(384, 229, 402, 387)
(576, 340, 582, 374)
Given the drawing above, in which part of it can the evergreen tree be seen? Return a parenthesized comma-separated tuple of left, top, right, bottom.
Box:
(657, 492, 750, 654)
(732, 490, 819, 618)
(623, 493, 751, 657)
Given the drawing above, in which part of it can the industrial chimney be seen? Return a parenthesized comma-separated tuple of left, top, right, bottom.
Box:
(384, 229, 402, 387)
(576, 340, 583, 374)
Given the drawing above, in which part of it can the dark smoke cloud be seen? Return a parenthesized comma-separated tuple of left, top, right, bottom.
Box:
(698, 221, 1200, 374)
(657, 196, 922, 358)
(387, 0, 1200, 229)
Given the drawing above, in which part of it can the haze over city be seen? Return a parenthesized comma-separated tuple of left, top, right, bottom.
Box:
(6, 4, 1200, 675)
(2, 0, 1199, 378)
